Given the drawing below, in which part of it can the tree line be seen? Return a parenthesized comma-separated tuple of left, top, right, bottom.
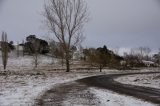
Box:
(83, 45, 123, 72)
(0, 32, 160, 71)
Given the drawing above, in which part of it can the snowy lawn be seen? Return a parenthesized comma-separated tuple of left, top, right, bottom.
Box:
(115, 72, 160, 89)
(91, 87, 156, 106)
(0, 69, 158, 106)
(0, 55, 57, 71)
(0, 70, 99, 106)
(0, 56, 159, 106)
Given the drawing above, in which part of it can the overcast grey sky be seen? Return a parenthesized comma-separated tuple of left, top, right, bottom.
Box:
(0, 0, 160, 53)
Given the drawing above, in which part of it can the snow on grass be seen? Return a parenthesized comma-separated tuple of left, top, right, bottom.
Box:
(0, 55, 65, 72)
(115, 73, 160, 89)
(115, 68, 160, 73)
(90, 87, 157, 106)
(0, 55, 55, 67)
(0, 71, 98, 106)
(0, 55, 159, 106)
(1, 69, 158, 106)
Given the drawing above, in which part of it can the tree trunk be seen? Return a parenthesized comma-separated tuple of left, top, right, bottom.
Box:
(4, 66, 6, 70)
(66, 58, 70, 72)
(99, 65, 102, 72)
(17, 42, 19, 57)
(3, 61, 6, 70)
(65, 52, 70, 72)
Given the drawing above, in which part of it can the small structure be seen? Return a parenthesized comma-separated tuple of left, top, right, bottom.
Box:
(120, 60, 127, 66)
(142, 60, 156, 67)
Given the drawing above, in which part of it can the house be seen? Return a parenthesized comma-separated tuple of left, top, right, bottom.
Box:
(142, 60, 157, 67)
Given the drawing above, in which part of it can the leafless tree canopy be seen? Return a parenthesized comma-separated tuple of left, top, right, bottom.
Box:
(44, 0, 89, 72)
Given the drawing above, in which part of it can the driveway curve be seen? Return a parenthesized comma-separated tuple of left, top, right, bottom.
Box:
(78, 72, 160, 104)
(35, 72, 160, 105)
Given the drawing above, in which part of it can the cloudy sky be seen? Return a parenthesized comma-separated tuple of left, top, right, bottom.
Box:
(0, 0, 160, 53)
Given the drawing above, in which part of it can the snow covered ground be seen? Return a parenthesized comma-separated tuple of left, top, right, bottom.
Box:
(115, 72, 160, 89)
(0, 71, 157, 106)
(0, 55, 159, 106)
(0, 70, 99, 106)
(0, 55, 57, 70)
(91, 87, 156, 106)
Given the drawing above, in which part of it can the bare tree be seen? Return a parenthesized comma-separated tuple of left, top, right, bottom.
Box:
(1, 32, 8, 70)
(84, 46, 111, 72)
(123, 48, 140, 67)
(32, 52, 40, 69)
(22, 40, 25, 56)
(32, 40, 40, 68)
(138, 47, 151, 61)
(44, 0, 89, 72)
(16, 42, 20, 57)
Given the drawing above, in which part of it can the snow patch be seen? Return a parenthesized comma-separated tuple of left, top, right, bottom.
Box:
(90, 88, 157, 106)
(115, 73, 160, 89)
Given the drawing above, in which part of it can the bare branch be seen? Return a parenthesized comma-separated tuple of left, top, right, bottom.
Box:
(44, 0, 89, 72)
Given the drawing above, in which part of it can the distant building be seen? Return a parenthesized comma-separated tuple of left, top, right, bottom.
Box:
(142, 60, 157, 67)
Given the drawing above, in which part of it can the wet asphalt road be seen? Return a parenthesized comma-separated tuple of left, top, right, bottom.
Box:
(36, 72, 160, 106)
(78, 72, 160, 104)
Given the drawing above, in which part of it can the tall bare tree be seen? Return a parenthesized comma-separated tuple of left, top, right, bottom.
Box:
(1, 32, 8, 70)
(44, 0, 89, 72)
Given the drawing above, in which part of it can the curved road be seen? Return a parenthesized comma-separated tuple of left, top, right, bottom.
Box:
(78, 72, 160, 104)
(35, 72, 160, 105)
